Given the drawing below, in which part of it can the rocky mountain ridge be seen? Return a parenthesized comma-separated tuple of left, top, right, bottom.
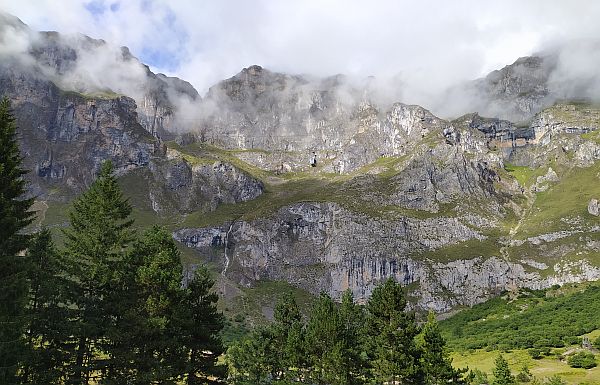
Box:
(2, 13, 600, 314)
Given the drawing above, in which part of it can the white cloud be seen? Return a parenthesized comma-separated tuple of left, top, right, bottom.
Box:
(2, 0, 600, 110)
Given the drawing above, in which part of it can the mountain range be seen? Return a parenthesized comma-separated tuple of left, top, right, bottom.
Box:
(2, 12, 600, 315)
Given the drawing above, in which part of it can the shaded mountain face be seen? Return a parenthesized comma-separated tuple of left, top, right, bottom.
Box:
(0, 12, 199, 138)
(3, 13, 600, 313)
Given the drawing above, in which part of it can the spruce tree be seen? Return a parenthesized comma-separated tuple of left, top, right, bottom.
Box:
(113, 226, 225, 384)
(419, 311, 465, 384)
(304, 293, 349, 385)
(0, 97, 34, 384)
(179, 264, 224, 384)
(124, 226, 187, 383)
(492, 354, 516, 385)
(273, 292, 305, 380)
(61, 160, 134, 384)
(365, 278, 422, 384)
(338, 290, 366, 384)
(21, 228, 66, 384)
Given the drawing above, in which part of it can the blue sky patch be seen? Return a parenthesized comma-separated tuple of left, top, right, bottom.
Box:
(85, 0, 107, 16)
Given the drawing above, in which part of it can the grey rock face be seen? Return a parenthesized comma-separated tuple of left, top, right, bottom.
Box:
(0, 66, 158, 198)
(173, 201, 600, 312)
(148, 153, 264, 214)
(173, 202, 487, 311)
(471, 56, 554, 121)
(1, 15, 200, 139)
(192, 66, 452, 172)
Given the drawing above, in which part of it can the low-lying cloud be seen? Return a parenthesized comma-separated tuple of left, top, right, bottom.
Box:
(2, 1, 600, 123)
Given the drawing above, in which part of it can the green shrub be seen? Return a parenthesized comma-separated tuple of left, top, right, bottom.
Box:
(466, 369, 488, 385)
(567, 351, 597, 369)
(515, 365, 531, 382)
(528, 348, 542, 359)
(540, 347, 551, 356)
(565, 336, 581, 345)
(545, 375, 566, 385)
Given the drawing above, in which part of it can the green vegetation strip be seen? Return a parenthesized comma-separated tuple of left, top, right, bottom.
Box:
(440, 284, 600, 351)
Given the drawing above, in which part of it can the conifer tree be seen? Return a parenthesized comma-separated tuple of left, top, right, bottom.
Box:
(0, 97, 34, 384)
(227, 327, 279, 385)
(179, 264, 225, 384)
(338, 290, 366, 384)
(61, 160, 134, 384)
(123, 226, 187, 383)
(419, 311, 465, 384)
(21, 228, 66, 384)
(365, 278, 422, 384)
(273, 292, 305, 380)
(492, 354, 516, 385)
(113, 226, 225, 384)
(304, 293, 350, 385)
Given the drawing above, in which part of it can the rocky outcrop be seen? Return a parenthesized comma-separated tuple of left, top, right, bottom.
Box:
(0, 64, 159, 198)
(341, 143, 502, 213)
(173, 201, 600, 312)
(0, 12, 200, 138)
(470, 55, 555, 121)
(147, 152, 264, 214)
(189, 65, 452, 172)
(589, 199, 599, 216)
(173, 202, 486, 311)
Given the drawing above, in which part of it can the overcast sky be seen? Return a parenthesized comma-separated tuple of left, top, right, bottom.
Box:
(1, 0, 600, 96)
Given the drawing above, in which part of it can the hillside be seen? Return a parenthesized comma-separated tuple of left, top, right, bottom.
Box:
(441, 283, 600, 384)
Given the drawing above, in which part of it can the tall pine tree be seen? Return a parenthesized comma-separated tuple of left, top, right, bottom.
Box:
(272, 292, 305, 382)
(61, 160, 134, 384)
(492, 354, 516, 385)
(21, 228, 66, 384)
(365, 278, 422, 385)
(0, 97, 34, 384)
(338, 290, 366, 384)
(304, 292, 353, 385)
(419, 311, 466, 385)
(112, 226, 225, 384)
(111, 225, 185, 383)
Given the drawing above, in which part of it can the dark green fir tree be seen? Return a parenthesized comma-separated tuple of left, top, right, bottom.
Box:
(61, 160, 134, 384)
(0, 97, 34, 384)
(492, 354, 516, 385)
(419, 311, 466, 384)
(21, 228, 66, 384)
(365, 278, 422, 385)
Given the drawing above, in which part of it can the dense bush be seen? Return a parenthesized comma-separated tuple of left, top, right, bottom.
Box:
(440, 286, 600, 350)
(545, 375, 567, 385)
(567, 351, 597, 369)
(528, 348, 542, 359)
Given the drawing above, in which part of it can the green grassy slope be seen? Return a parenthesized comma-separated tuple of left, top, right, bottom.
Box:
(440, 283, 600, 351)
(442, 283, 600, 384)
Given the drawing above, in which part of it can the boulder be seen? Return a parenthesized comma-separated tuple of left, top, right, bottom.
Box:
(588, 199, 599, 216)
